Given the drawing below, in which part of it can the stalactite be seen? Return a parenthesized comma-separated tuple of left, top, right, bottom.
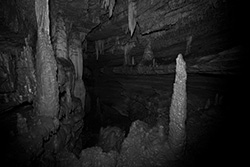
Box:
(95, 40, 105, 61)
(102, 0, 116, 18)
(109, 0, 116, 18)
(128, 0, 137, 36)
(120, 42, 135, 65)
(185, 35, 193, 55)
(35, 0, 59, 117)
(168, 53, 187, 158)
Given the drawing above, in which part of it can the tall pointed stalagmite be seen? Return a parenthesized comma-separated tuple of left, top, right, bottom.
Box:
(168, 53, 187, 157)
(35, 0, 59, 117)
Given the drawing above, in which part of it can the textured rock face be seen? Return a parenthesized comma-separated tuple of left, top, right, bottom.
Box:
(98, 126, 125, 153)
(69, 31, 84, 80)
(16, 37, 37, 103)
(68, 32, 86, 109)
(74, 79, 86, 110)
(50, 54, 187, 167)
(0, 52, 16, 97)
(53, 15, 68, 59)
(35, 25, 59, 117)
(116, 55, 187, 166)
(80, 147, 119, 167)
(117, 120, 170, 167)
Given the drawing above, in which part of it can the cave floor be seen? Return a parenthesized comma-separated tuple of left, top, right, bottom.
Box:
(0, 72, 238, 167)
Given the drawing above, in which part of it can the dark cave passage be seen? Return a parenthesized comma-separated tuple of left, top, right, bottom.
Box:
(0, 0, 247, 167)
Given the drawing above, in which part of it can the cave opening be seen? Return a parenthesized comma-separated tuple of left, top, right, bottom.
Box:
(0, 0, 246, 167)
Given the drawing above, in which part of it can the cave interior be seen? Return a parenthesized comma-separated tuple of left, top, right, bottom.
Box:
(0, 0, 247, 167)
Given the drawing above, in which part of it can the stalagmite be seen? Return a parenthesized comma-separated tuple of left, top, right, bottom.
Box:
(35, 0, 59, 117)
(168, 53, 187, 157)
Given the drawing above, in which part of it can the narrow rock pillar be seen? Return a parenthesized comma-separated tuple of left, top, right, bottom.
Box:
(34, 0, 59, 117)
(168, 54, 187, 156)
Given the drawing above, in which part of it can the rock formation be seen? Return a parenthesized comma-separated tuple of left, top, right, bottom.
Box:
(168, 54, 187, 157)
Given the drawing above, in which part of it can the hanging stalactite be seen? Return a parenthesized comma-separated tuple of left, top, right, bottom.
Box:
(102, 0, 116, 18)
(128, 0, 137, 36)
(185, 35, 193, 55)
(95, 40, 105, 60)
(120, 42, 135, 65)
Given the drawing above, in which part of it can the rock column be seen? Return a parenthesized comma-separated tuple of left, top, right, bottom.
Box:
(34, 0, 59, 117)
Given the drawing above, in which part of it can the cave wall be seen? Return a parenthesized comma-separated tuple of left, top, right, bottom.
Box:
(84, 0, 243, 121)
(0, 0, 37, 35)
(82, 2, 245, 165)
(0, 0, 247, 166)
(0, 1, 86, 165)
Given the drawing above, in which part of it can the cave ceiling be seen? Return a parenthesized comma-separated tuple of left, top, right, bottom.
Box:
(49, 0, 238, 69)
(0, 0, 244, 73)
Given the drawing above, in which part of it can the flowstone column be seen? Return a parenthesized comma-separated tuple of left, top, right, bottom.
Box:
(34, 0, 59, 117)
(69, 32, 86, 109)
(168, 54, 187, 157)
(52, 13, 74, 115)
(53, 15, 68, 59)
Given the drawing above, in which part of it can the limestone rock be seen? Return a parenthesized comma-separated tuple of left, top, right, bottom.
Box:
(168, 54, 187, 157)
